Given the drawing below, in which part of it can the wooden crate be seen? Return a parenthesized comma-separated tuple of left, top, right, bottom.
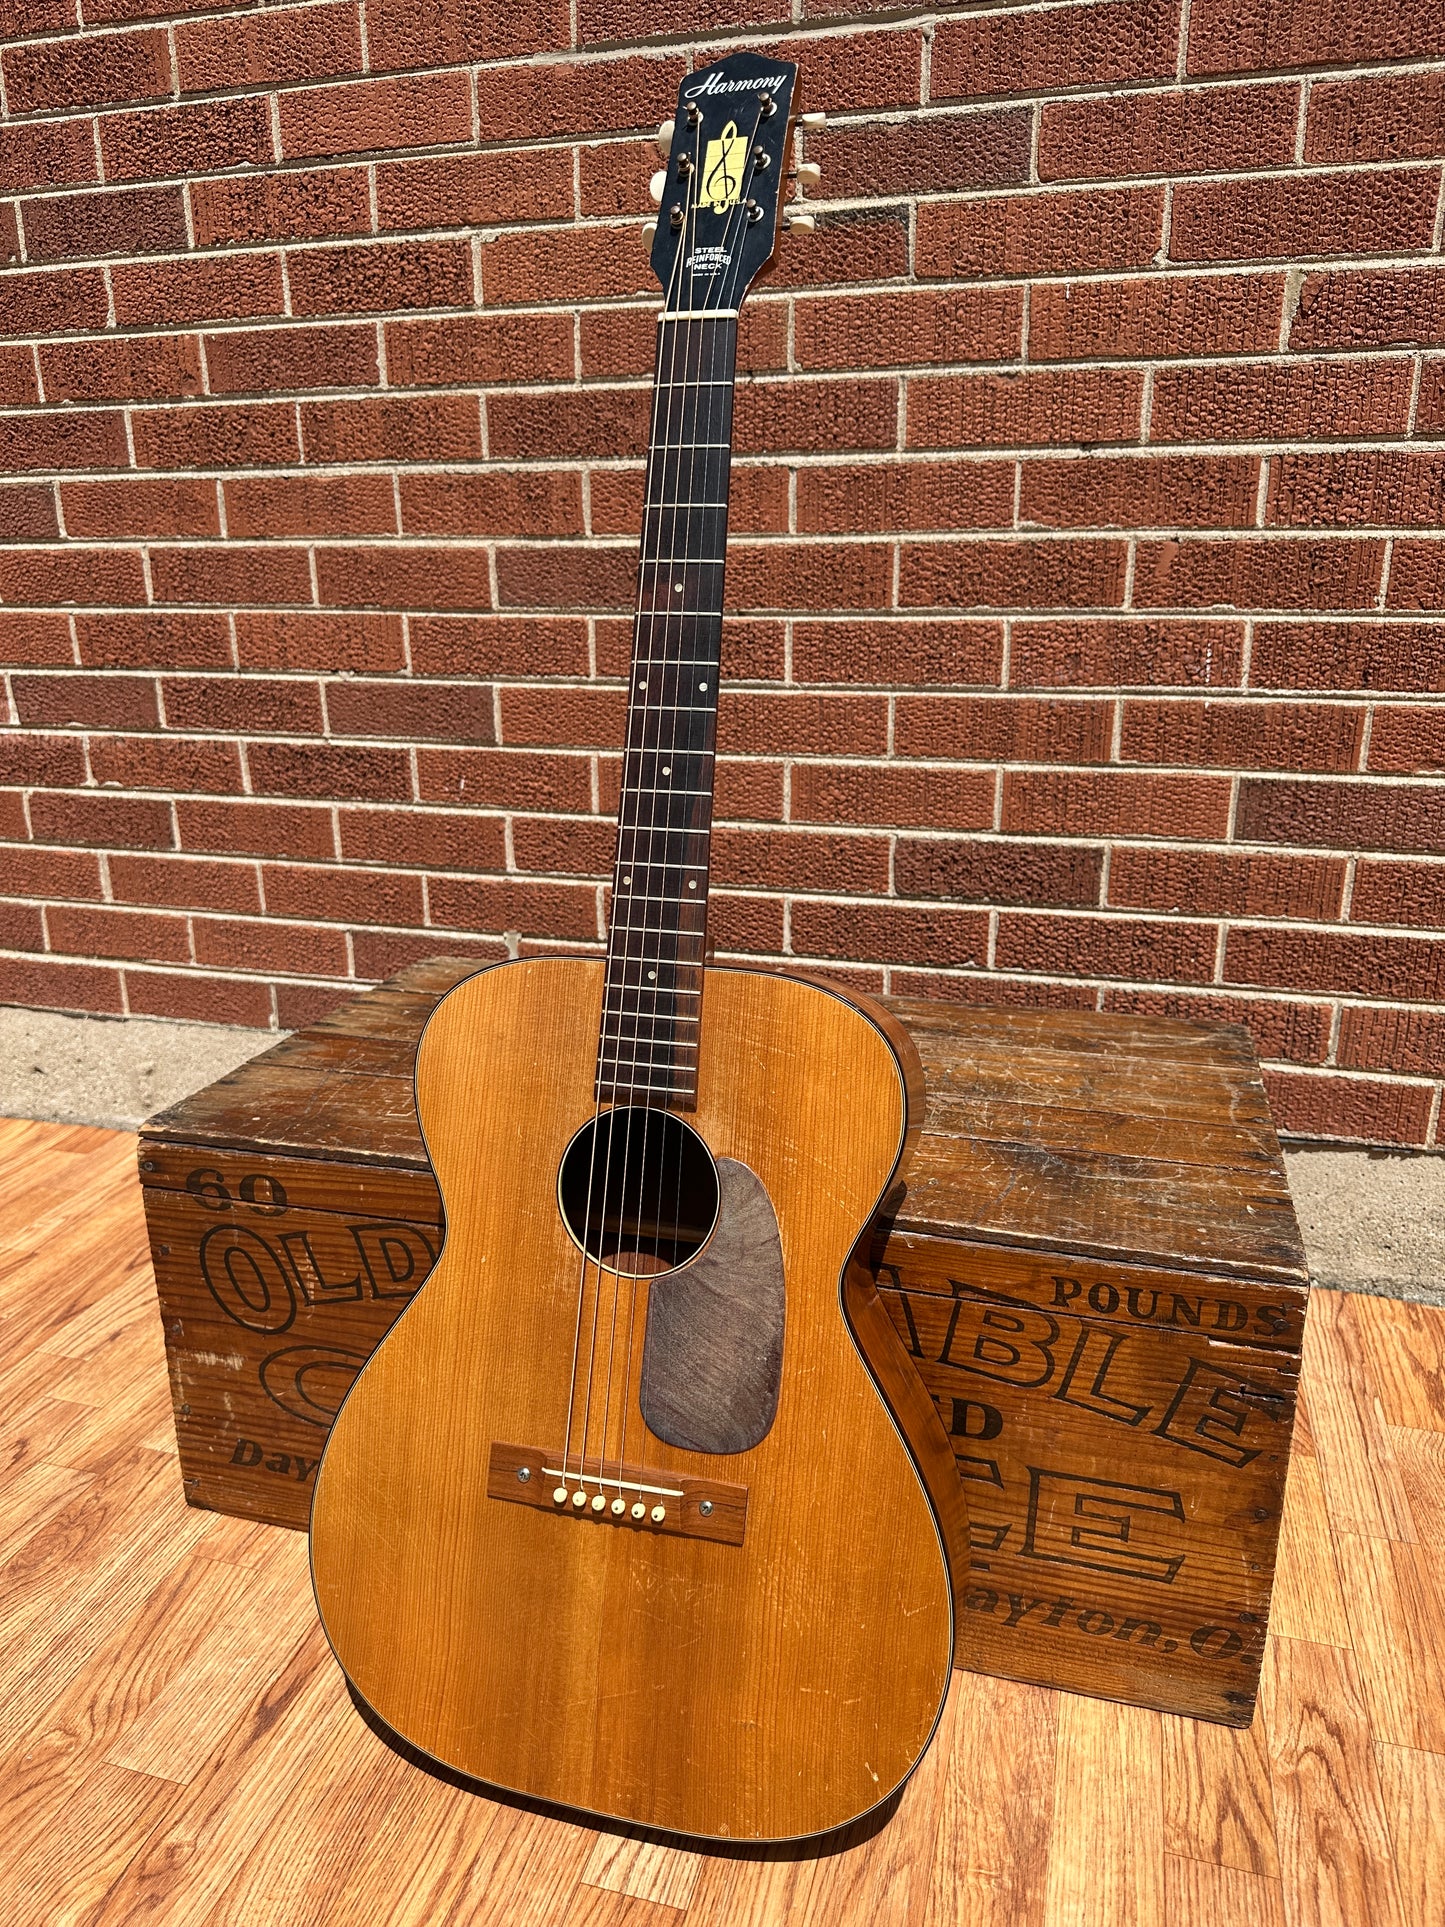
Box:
(139, 957, 1309, 1726)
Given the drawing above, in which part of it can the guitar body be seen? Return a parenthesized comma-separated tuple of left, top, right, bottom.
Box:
(310, 956, 958, 1841)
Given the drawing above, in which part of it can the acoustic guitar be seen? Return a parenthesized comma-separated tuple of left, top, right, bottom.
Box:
(310, 51, 967, 1843)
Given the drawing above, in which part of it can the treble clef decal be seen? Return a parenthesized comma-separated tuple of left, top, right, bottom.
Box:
(702, 119, 745, 213)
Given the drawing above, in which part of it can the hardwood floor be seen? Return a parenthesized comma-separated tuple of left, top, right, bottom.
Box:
(0, 1115, 1440, 1926)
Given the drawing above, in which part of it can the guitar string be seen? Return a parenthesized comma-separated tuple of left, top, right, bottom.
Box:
(579, 135, 718, 1499)
(595, 282, 700, 1494)
(564, 89, 777, 1502)
(600, 120, 721, 1497)
(606, 104, 771, 1500)
(558, 188, 695, 1499)
(575, 209, 696, 1495)
(611, 149, 735, 1498)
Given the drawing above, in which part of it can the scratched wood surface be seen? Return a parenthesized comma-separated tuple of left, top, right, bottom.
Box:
(0, 1113, 1436, 1924)
(136, 959, 1306, 1726)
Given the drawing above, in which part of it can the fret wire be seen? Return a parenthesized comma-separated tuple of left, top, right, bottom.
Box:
(601, 1025, 705, 1040)
(603, 989, 703, 1001)
(601, 1040, 701, 1055)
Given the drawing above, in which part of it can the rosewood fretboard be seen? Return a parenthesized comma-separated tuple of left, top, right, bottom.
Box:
(596, 310, 739, 1109)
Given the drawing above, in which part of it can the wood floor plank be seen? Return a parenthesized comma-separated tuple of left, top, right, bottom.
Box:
(1335, 1535, 1445, 1756)
(684, 1839, 854, 1927)
(0, 1332, 75, 1419)
(1302, 1290, 1414, 1542)
(841, 1670, 963, 1927)
(0, 1151, 124, 1239)
(0, 1226, 151, 1360)
(0, 1556, 243, 1905)
(0, 1533, 219, 1759)
(583, 1829, 703, 1910)
(40, 1271, 155, 1363)
(1260, 1636, 1406, 1927)
(924, 1673, 1056, 1927)
(0, 1397, 98, 1483)
(1163, 1854, 1287, 1927)
(564, 1890, 684, 1927)
(0, 1181, 149, 1310)
(47, 1311, 165, 1411)
(1289, 1388, 1316, 1459)
(81, 1629, 342, 1927)
(188, 1512, 284, 1568)
(2, 1762, 179, 1927)
(1268, 1453, 1353, 1648)
(195, 1677, 418, 1927)
(1375, 1743, 1445, 1927)
(318, 1764, 504, 1927)
(1044, 1696, 1164, 1927)
(431, 1799, 598, 1927)
(1387, 1426, 1445, 1547)
(0, 1447, 173, 1648)
(43, 1369, 177, 1477)
(1162, 1709, 1280, 1877)
(0, 1454, 94, 1568)
(1349, 1295, 1445, 1434)
(105, 1533, 316, 1784)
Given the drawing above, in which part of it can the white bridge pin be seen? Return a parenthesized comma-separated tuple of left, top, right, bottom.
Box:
(650, 1504, 666, 1524)
(591, 1493, 606, 1513)
(552, 1486, 568, 1504)
(611, 1498, 626, 1516)
(572, 1490, 587, 1508)
(631, 1501, 647, 1520)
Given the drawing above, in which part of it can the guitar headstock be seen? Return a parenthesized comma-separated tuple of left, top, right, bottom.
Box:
(646, 52, 802, 315)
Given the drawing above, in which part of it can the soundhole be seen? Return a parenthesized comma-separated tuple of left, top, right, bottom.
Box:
(557, 1107, 720, 1277)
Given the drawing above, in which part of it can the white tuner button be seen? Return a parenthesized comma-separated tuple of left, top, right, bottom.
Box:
(572, 1489, 587, 1508)
(591, 1492, 606, 1513)
(657, 118, 675, 158)
(801, 112, 827, 132)
(650, 1504, 666, 1524)
(649, 168, 667, 206)
(787, 212, 816, 233)
(552, 1486, 568, 1505)
(642, 221, 657, 250)
(796, 162, 822, 190)
(631, 1501, 647, 1520)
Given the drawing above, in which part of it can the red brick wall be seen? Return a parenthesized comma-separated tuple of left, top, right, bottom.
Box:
(1, 0, 1443, 1149)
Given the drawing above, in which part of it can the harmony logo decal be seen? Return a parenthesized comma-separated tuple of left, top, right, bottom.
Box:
(684, 68, 791, 99)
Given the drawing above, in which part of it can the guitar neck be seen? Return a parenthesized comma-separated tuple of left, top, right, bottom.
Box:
(596, 309, 740, 1109)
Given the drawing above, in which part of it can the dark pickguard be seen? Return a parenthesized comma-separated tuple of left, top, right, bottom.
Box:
(639, 1157, 785, 1455)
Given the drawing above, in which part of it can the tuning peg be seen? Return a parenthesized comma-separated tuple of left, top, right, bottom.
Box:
(795, 162, 822, 190)
(800, 112, 827, 132)
(649, 168, 667, 205)
(656, 119, 675, 158)
(786, 211, 816, 233)
(642, 221, 657, 250)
